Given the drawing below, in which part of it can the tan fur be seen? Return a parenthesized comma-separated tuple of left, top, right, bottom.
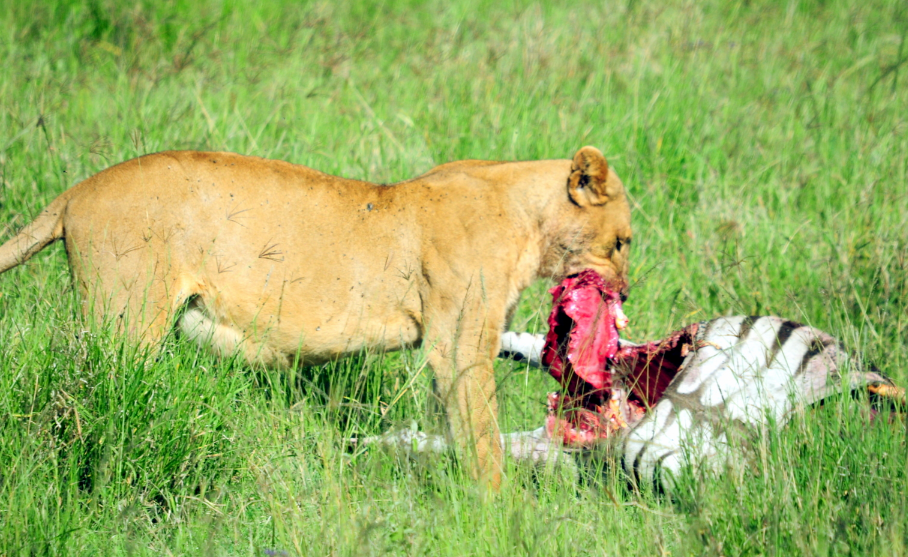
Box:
(0, 146, 632, 488)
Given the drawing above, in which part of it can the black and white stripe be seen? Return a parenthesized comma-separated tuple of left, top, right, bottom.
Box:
(620, 316, 835, 490)
(502, 316, 892, 491)
(358, 316, 893, 492)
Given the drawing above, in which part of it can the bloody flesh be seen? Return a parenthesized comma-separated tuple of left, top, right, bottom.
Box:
(542, 270, 698, 446)
(541, 270, 622, 393)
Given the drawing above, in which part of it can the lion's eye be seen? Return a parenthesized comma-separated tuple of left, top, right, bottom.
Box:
(615, 237, 631, 252)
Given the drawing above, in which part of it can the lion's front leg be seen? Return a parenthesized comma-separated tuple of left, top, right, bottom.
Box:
(426, 337, 503, 490)
(423, 290, 505, 490)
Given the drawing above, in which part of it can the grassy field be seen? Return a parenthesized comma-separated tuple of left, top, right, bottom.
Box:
(1, 0, 907, 554)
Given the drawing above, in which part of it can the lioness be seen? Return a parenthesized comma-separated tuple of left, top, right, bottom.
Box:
(0, 146, 632, 488)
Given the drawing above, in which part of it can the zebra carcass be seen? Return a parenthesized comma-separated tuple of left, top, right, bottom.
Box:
(357, 271, 904, 491)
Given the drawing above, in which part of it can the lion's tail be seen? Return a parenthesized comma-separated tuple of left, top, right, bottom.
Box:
(0, 189, 75, 275)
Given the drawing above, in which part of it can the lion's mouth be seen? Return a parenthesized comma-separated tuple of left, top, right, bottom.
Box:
(542, 269, 695, 446)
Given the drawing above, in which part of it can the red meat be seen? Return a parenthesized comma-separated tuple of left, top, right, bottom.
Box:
(541, 270, 693, 447)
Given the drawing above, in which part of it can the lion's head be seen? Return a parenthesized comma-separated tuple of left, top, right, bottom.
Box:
(542, 146, 632, 298)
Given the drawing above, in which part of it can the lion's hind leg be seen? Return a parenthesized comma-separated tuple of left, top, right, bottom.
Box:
(70, 246, 202, 352)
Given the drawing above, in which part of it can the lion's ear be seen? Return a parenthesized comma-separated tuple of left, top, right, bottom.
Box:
(567, 146, 616, 207)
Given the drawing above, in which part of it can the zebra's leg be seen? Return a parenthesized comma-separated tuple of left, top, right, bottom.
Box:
(349, 427, 449, 454)
(351, 426, 579, 472)
(498, 332, 545, 367)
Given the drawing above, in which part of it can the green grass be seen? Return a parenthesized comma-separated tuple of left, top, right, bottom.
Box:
(1, 0, 907, 554)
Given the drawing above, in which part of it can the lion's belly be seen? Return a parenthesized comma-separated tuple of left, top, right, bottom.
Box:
(180, 264, 424, 367)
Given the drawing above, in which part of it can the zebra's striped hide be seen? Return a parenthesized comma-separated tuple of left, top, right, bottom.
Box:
(359, 316, 896, 493)
(509, 315, 895, 491)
